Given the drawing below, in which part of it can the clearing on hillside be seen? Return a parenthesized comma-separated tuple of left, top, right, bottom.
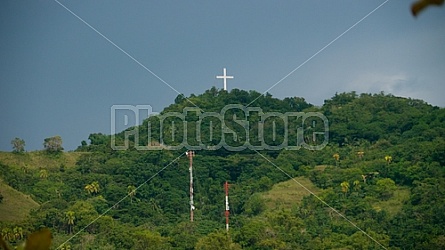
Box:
(0, 178, 39, 222)
(261, 177, 320, 210)
(0, 151, 85, 170)
(372, 187, 410, 217)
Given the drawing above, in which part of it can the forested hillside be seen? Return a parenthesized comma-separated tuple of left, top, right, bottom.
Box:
(1, 88, 444, 249)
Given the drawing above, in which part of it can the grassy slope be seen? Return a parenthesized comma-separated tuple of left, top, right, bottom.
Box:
(261, 175, 409, 218)
(261, 177, 321, 210)
(372, 187, 410, 217)
(0, 151, 84, 170)
(0, 179, 39, 222)
(0, 151, 84, 222)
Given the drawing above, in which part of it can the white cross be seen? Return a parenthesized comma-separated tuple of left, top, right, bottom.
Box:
(216, 68, 233, 91)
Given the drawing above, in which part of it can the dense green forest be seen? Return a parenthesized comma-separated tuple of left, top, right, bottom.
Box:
(1, 88, 444, 249)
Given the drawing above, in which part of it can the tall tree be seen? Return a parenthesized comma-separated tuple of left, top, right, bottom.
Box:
(65, 211, 75, 234)
(84, 184, 94, 195)
(385, 155, 392, 164)
(43, 135, 64, 153)
(91, 181, 100, 194)
(85, 181, 100, 195)
(357, 151, 364, 160)
(12, 227, 23, 241)
(340, 181, 350, 197)
(353, 180, 361, 191)
(11, 137, 25, 153)
(384, 155, 392, 177)
(127, 185, 136, 203)
(39, 169, 48, 179)
(333, 153, 340, 167)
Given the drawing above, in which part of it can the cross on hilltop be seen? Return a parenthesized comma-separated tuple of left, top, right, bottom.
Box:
(216, 68, 233, 91)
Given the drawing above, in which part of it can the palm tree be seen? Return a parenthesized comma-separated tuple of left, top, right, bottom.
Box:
(60, 245, 71, 250)
(385, 155, 392, 164)
(84, 184, 94, 195)
(384, 155, 392, 177)
(39, 169, 48, 179)
(300, 208, 309, 218)
(13, 226, 23, 241)
(1, 228, 14, 242)
(361, 174, 367, 184)
(55, 189, 61, 198)
(65, 211, 75, 234)
(148, 198, 161, 213)
(127, 185, 136, 203)
(340, 181, 350, 197)
(353, 180, 360, 191)
(91, 181, 100, 194)
(85, 181, 100, 195)
(333, 153, 340, 167)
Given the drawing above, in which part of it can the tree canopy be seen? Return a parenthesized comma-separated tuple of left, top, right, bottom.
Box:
(1, 89, 444, 249)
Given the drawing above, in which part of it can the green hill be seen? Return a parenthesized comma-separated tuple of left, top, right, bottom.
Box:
(0, 151, 83, 223)
(0, 178, 39, 222)
(0, 89, 444, 249)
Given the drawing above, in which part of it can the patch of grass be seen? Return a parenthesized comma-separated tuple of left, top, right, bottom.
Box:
(372, 187, 410, 217)
(0, 178, 39, 222)
(314, 165, 329, 171)
(0, 151, 85, 170)
(261, 177, 320, 210)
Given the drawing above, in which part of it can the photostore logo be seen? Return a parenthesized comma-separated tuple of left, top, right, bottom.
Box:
(111, 104, 329, 151)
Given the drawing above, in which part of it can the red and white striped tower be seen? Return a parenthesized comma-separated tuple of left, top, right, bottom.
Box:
(186, 151, 195, 222)
(224, 181, 230, 232)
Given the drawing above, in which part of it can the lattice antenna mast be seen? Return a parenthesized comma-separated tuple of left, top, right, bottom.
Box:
(186, 151, 195, 222)
(224, 181, 230, 232)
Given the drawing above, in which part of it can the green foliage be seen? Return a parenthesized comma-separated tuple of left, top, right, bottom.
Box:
(43, 135, 64, 153)
(0, 228, 51, 250)
(0, 176, 39, 222)
(84, 181, 100, 195)
(0, 89, 444, 249)
(243, 194, 265, 216)
(11, 138, 25, 153)
(133, 230, 171, 250)
(375, 178, 397, 200)
(196, 231, 241, 250)
(65, 211, 75, 234)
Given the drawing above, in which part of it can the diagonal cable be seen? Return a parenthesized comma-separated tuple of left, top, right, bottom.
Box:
(254, 149, 388, 249)
(247, 0, 390, 107)
(53, 0, 201, 110)
(56, 152, 186, 249)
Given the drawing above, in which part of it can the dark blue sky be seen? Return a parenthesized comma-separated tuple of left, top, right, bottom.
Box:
(1, 1, 444, 151)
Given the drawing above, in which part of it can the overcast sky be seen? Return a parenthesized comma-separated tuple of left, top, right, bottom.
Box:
(1, 1, 444, 151)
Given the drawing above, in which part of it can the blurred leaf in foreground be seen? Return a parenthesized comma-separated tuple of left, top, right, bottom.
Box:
(24, 228, 51, 250)
(0, 235, 11, 250)
(411, 0, 444, 16)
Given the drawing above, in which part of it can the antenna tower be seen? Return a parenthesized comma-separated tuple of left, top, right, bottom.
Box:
(186, 151, 195, 222)
(224, 181, 230, 232)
